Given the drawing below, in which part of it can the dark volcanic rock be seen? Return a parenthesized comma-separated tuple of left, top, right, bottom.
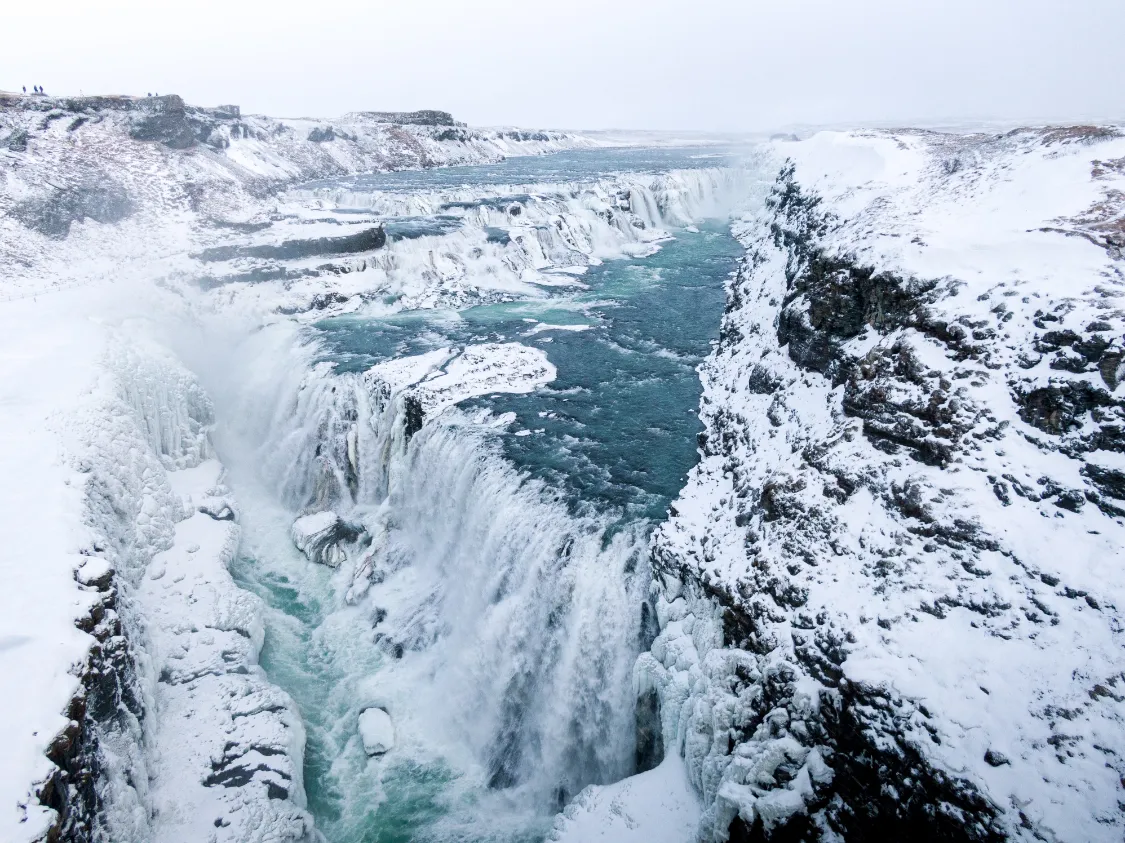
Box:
(354, 109, 457, 126)
(195, 226, 386, 262)
(6, 128, 28, 151)
(1014, 378, 1122, 443)
(126, 94, 236, 149)
(403, 395, 425, 441)
(307, 125, 336, 143)
(12, 181, 134, 239)
(128, 95, 199, 148)
(37, 562, 144, 843)
(843, 340, 978, 467)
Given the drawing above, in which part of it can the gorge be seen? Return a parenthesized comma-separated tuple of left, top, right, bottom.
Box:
(1, 93, 1123, 843)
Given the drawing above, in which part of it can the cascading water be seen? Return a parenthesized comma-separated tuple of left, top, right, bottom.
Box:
(191, 147, 761, 842)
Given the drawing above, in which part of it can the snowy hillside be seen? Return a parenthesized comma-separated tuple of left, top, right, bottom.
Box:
(0, 92, 593, 299)
(636, 127, 1125, 840)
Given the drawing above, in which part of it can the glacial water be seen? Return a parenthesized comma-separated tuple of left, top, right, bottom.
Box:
(220, 147, 751, 842)
(315, 217, 741, 521)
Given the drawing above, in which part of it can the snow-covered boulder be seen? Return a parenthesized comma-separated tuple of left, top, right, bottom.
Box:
(364, 342, 557, 439)
(358, 708, 394, 756)
(290, 511, 365, 568)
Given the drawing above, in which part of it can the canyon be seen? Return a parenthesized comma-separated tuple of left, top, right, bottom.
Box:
(1, 93, 1123, 842)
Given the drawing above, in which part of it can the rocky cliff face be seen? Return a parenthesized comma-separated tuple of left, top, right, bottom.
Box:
(638, 128, 1125, 841)
(25, 329, 317, 843)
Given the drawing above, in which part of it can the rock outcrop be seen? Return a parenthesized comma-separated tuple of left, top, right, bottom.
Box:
(291, 511, 366, 568)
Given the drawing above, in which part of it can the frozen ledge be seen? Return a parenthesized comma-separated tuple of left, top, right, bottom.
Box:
(365, 341, 556, 417)
(548, 757, 701, 843)
(142, 460, 314, 843)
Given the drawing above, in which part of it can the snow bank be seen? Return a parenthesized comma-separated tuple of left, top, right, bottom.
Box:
(0, 288, 114, 842)
(548, 757, 700, 843)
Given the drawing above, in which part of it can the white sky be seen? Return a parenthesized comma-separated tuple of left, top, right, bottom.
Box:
(2, 0, 1122, 131)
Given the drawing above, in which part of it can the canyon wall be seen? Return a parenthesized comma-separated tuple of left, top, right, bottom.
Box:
(636, 128, 1125, 841)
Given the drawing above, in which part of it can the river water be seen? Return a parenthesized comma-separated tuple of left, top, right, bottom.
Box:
(222, 145, 752, 842)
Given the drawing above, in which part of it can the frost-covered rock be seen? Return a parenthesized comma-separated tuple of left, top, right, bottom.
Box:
(291, 510, 365, 568)
(357, 708, 394, 756)
(642, 127, 1125, 842)
(365, 342, 557, 439)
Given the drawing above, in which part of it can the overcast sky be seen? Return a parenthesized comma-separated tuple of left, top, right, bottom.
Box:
(2, 0, 1122, 131)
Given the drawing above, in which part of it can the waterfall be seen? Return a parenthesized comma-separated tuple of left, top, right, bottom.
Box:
(199, 322, 653, 837)
(166, 152, 758, 839)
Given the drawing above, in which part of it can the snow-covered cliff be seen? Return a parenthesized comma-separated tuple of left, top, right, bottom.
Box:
(635, 127, 1125, 841)
(0, 283, 319, 842)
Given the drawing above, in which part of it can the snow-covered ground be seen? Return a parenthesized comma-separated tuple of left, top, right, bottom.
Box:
(638, 127, 1125, 840)
(548, 756, 701, 843)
